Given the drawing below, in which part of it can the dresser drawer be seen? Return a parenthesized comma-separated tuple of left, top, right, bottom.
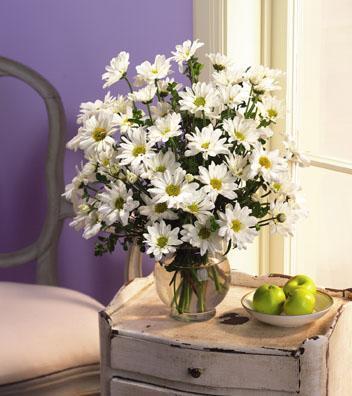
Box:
(111, 377, 201, 396)
(110, 335, 299, 393)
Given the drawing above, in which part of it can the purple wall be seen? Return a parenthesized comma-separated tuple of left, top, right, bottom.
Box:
(0, 0, 193, 305)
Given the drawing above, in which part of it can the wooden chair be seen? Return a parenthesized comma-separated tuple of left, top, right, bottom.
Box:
(0, 57, 142, 396)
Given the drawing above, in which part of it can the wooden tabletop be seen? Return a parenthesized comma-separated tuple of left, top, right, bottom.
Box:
(107, 273, 346, 354)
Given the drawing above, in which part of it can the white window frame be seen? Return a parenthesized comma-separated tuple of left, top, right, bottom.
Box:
(194, 0, 352, 275)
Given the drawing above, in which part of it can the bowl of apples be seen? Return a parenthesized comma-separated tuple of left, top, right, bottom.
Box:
(241, 275, 334, 327)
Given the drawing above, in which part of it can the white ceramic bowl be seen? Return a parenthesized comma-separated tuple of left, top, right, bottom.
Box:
(241, 290, 334, 328)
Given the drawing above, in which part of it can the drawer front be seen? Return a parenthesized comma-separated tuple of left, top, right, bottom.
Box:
(110, 335, 299, 393)
(111, 377, 199, 396)
(110, 377, 295, 396)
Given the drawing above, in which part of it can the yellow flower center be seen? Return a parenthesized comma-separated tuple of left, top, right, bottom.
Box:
(161, 127, 170, 136)
(235, 131, 245, 141)
(201, 142, 210, 149)
(259, 156, 272, 169)
(165, 184, 181, 196)
(273, 182, 282, 192)
(115, 197, 125, 210)
(210, 178, 222, 190)
(155, 165, 166, 172)
(193, 96, 206, 107)
(154, 202, 167, 214)
(267, 108, 278, 118)
(231, 219, 243, 233)
(198, 227, 211, 240)
(132, 145, 146, 157)
(92, 127, 107, 141)
(157, 236, 168, 248)
(151, 68, 158, 74)
(122, 118, 132, 126)
(187, 203, 199, 213)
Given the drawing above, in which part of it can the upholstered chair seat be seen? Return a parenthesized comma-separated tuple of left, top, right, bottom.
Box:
(0, 282, 103, 395)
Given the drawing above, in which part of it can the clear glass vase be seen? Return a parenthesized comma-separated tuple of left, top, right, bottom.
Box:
(154, 254, 231, 322)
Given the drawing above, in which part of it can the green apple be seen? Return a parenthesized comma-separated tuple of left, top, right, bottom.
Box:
(283, 274, 316, 297)
(283, 287, 316, 315)
(253, 284, 286, 315)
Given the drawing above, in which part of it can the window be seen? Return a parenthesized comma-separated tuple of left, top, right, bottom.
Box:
(194, 0, 352, 286)
(286, 0, 352, 288)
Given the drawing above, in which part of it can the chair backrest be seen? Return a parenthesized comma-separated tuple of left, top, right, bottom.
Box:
(0, 56, 68, 285)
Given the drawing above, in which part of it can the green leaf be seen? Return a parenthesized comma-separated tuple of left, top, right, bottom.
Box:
(210, 217, 220, 232)
(96, 173, 109, 184)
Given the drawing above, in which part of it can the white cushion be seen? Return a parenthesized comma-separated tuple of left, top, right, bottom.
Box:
(0, 282, 104, 385)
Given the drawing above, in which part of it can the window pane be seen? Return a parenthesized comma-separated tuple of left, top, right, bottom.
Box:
(295, 166, 352, 289)
(297, 0, 352, 162)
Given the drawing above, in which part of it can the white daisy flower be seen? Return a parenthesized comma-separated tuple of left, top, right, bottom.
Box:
(149, 168, 198, 209)
(206, 53, 234, 71)
(136, 54, 171, 83)
(249, 148, 288, 182)
(179, 82, 218, 117)
(185, 124, 229, 160)
(91, 148, 119, 172)
(110, 94, 132, 114)
(222, 116, 259, 149)
(181, 221, 223, 256)
(269, 201, 300, 237)
(218, 84, 249, 109)
(69, 202, 102, 240)
(212, 66, 245, 86)
(156, 78, 182, 96)
(258, 95, 284, 121)
(148, 112, 182, 143)
(181, 190, 215, 223)
(118, 128, 153, 167)
(63, 161, 97, 206)
(245, 65, 282, 92)
(141, 151, 180, 179)
(113, 107, 135, 134)
(67, 111, 117, 156)
(284, 138, 310, 167)
(269, 179, 300, 202)
(198, 162, 237, 200)
(143, 220, 182, 261)
(171, 39, 204, 72)
(97, 180, 139, 226)
(77, 92, 115, 125)
(225, 153, 250, 181)
(218, 203, 258, 249)
(102, 51, 130, 88)
(129, 85, 157, 103)
(139, 194, 178, 222)
(151, 102, 172, 119)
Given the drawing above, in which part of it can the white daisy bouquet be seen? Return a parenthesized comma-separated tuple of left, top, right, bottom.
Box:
(65, 40, 308, 313)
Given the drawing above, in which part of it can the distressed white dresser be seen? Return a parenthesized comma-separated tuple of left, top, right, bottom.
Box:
(99, 272, 352, 395)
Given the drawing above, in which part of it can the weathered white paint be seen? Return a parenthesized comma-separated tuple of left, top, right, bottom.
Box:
(100, 271, 352, 395)
(110, 377, 294, 396)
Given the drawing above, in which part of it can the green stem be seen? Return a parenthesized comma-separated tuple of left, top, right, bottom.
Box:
(146, 103, 153, 122)
(244, 85, 253, 117)
(211, 266, 221, 291)
(261, 191, 272, 199)
(123, 76, 137, 111)
(124, 76, 134, 93)
(197, 281, 206, 312)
